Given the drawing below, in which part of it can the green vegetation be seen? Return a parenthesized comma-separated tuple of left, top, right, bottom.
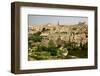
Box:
(28, 23, 88, 60)
(64, 42, 88, 58)
(28, 39, 60, 60)
(28, 32, 42, 42)
(28, 32, 88, 60)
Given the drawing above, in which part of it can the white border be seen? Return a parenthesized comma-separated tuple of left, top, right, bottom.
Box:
(20, 7, 95, 70)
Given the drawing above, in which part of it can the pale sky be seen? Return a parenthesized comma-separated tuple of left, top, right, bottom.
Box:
(28, 15, 88, 25)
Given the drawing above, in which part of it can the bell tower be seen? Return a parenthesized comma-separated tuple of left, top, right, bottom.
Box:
(57, 21, 60, 25)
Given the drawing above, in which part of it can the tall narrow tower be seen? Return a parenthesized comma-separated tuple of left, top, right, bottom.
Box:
(57, 21, 60, 25)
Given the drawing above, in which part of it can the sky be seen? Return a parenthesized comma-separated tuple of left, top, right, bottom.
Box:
(28, 15, 88, 25)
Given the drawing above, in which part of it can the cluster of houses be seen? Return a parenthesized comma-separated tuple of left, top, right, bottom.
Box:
(28, 22, 88, 47)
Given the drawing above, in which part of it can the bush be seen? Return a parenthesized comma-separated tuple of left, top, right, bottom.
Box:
(48, 40, 58, 56)
(64, 42, 88, 58)
(64, 42, 78, 51)
(29, 51, 51, 60)
(28, 34, 42, 42)
(28, 37, 88, 60)
(48, 40, 56, 48)
(36, 45, 48, 52)
(48, 47, 57, 56)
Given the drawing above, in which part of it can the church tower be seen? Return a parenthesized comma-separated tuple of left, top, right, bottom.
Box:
(57, 21, 60, 25)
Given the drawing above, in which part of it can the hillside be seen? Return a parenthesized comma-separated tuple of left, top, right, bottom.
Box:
(28, 22, 88, 60)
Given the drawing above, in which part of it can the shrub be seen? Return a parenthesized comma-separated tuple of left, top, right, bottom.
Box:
(64, 42, 88, 58)
(48, 47, 57, 56)
(48, 40, 56, 48)
(29, 34, 42, 42)
(48, 40, 58, 56)
(36, 45, 48, 52)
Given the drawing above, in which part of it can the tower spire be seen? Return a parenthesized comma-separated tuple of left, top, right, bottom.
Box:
(58, 21, 60, 25)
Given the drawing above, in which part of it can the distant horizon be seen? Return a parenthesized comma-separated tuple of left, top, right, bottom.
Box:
(28, 15, 88, 26)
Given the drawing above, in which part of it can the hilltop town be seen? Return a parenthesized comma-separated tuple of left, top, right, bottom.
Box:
(28, 22, 88, 60)
(28, 22, 88, 46)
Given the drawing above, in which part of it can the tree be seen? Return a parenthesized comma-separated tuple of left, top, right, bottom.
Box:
(48, 39, 56, 48)
(48, 40, 57, 56)
(56, 37, 63, 47)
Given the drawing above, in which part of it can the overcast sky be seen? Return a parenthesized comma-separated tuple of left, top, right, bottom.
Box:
(28, 15, 88, 25)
